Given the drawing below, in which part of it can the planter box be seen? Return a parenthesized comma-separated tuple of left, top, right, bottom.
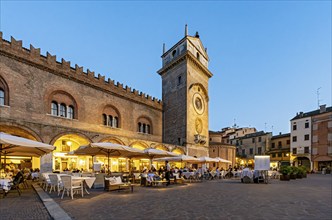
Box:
(280, 174, 290, 181)
(290, 174, 297, 179)
(296, 174, 302, 179)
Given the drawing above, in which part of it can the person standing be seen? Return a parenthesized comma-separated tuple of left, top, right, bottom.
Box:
(165, 160, 171, 186)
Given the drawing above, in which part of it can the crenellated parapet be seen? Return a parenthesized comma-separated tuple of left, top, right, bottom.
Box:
(0, 33, 163, 110)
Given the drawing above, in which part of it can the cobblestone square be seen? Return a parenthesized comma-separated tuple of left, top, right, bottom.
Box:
(1, 174, 331, 220)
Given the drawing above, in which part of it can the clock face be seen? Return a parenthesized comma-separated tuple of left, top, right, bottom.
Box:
(193, 93, 205, 115)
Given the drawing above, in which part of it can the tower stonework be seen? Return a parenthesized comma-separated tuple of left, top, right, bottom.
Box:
(158, 31, 213, 157)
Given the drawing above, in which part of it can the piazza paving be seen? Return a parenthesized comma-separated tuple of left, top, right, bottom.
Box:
(1, 174, 331, 220)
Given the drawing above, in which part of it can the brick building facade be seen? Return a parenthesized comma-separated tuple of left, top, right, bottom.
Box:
(0, 30, 220, 172)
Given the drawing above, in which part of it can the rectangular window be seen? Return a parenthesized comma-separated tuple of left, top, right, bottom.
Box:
(312, 135, 318, 143)
(313, 124, 318, 130)
(312, 147, 318, 155)
(252, 138, 255, 143)
(328, 133, 332, 141)
(292, 148, 297, 155)
(272, 153, 275, 158)
(278, 153, 282, 157)
(304, 147, 310, 154)
(328, 147, 332, 154)
(287, 140, 290, 145)
(242, 149, 245, 156)
(258, 147, 262, 155)
(271, 143, 275, 148)
(305, 122, 309, 128)
(249, 148, 253, 155)
(292, 136, 297, 142)
(328, 121, 332, 128)
(293, 124, 297, 131)
(304, 134, 310, 141)
(278, 141, 282, 147)
(258, 137, 262, 142)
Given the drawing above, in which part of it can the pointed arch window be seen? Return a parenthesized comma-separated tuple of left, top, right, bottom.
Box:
(102, 114, 107, 126)
(114, 116, 118, 128)
(59, 104, 66, 117)
(68, 105, 74, 119)
(51, 101, 58, 116)
(102, 105, 120, 128)
(49, 90, 77, 119)
(0, 89, 4, 106)
(137, 117, 152, 134)
(108, 115, 113, 127)
(0, 76, 9, 106)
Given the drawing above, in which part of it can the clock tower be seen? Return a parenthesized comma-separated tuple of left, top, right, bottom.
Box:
(157, 26, 213, 157)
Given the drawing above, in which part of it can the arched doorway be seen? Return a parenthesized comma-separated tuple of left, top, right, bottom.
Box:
(0, 125, 43, 171)
(293, 157, 311, 170)
(130, 141, 149, 172)
(96, 137, 127, 172)
(52, 133, 90, 172)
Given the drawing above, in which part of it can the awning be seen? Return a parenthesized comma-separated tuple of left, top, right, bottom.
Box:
(312, 155, 332, 162)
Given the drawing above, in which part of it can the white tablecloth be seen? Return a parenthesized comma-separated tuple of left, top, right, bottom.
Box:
(72, 177, 96, 188)
(241, 170, 253, 178)
(182, 172, 195, 179)
(0, 178, 12, 192)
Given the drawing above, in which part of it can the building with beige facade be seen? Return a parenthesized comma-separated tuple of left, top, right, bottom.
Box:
(0, 29, 216, 172)
(265, 133, 290, 169)
(235, 131, 272, 168)
(290, 105, 332, 171)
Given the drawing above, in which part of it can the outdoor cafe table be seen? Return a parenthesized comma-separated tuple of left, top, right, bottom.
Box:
(182, 172, 195, 179)
(0, 178, 12, 192)
(72, 176, 96, 194)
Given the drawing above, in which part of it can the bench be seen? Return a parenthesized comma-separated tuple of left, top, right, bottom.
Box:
(104, 176, 133, 192)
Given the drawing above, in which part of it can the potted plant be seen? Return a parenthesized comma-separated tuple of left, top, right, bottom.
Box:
(299, 166, 307, 178)
(279, 166, 291, 181)
(290, 166, 298, 179)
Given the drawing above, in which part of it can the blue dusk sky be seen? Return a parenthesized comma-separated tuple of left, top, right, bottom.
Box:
(1, 1, 331, 135)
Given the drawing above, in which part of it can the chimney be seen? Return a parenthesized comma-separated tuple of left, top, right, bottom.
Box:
(320, 104, 326, 113)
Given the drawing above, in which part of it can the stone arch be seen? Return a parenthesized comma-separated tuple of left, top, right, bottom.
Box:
(46, 90, 78, 119)
(130, 141, 149, 150)
(153, 144, 170, 152)
(188, 83, 209, 101)
(172, 146, 185, 155)
(0, 122, 43, 142)
(50, 131, 92, 146)
(0, 74, 10, 106)
(98, 136, 125, 145)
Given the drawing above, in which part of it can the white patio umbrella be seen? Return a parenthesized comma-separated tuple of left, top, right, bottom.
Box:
(142, 148, 178, 169)
(215, 157, 232, 163)
(197, 156, 220, 163)
(153, 155, 200, 163)
(89, 142, 145, 174)
(0, 132, 55, 167)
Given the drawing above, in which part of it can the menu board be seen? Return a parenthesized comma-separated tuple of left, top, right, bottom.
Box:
(93, 163, 101, 172)
(254, 156, 270, 170)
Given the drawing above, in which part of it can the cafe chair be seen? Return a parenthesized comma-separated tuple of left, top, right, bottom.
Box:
(60, 175, 83, 199)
